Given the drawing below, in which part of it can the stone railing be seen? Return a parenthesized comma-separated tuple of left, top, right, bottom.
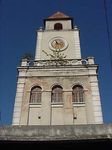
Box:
(21, 57, 95, 67)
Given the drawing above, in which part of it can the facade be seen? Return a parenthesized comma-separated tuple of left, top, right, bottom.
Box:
(12, 12, 103, 125)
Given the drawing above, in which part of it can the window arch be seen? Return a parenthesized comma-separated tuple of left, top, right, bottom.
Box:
(51, 85, 63, 103)
(30, 86, 42, 103)
(54, 23, 63, 30)
(72, 85, 84, 103)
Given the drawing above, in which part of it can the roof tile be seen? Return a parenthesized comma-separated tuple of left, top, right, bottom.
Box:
(48, 11, 70, 19)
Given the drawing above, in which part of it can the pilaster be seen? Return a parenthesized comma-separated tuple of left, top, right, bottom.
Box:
(12, 78, 26, 125)
(89, 75, 103, 124)
(73, 27, 81, 59)
(35, 30, 43, 60)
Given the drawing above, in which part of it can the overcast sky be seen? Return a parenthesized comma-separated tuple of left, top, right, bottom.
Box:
(0, 0, 112, 125)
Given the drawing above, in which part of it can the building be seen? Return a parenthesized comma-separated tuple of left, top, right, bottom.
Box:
(12, 11, 103, 125)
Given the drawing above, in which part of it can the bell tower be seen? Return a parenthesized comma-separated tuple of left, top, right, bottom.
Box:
(12, 12, 103, 125)
(35, 11, 81, 60)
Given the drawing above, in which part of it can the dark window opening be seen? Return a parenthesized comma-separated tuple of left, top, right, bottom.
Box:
(54, 23, 63, 30)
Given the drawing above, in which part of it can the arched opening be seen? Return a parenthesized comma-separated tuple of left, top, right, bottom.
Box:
(72, 85, 84, 103)
(30, 86, 42, 103)
(54, 23, 63, 30)
(51, 85, 63, 103)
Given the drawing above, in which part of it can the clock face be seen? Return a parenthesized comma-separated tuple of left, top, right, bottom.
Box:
(51, 39, 65, 49)
(49, 37, 68, 51)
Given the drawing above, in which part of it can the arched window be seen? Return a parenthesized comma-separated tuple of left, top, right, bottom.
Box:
(72, 85, 84, 103)
(30, 86, 42, 103)
(54, 23, 63, 30)
(51, 85, 63, 103)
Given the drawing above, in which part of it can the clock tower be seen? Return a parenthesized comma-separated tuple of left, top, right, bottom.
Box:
(12, 12, 103, 125)
(35, 12, 81, 60)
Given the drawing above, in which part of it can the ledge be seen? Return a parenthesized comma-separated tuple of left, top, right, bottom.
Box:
(20, 58, 96, 68)
(0, 124, 112, 142)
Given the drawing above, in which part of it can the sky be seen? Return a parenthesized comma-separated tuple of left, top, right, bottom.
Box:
(0, 0, 112, 125)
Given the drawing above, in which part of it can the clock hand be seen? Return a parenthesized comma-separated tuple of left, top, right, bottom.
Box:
(55, 40, 59, 44)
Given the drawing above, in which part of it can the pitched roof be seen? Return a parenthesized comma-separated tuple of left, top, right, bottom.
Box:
(48, 11, 70, 19)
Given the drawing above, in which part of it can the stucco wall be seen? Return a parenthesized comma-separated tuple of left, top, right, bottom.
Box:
(0, 124, 112, 141)
(15, 66, 99, 125)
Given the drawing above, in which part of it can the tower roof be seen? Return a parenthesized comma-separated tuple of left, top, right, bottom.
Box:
(48, 11, 70, 19)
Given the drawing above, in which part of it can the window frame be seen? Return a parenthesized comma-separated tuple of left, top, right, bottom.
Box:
(72, 85, 84, 104)
(29, 86, 42, 104)
(51, 85, 63, 104)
